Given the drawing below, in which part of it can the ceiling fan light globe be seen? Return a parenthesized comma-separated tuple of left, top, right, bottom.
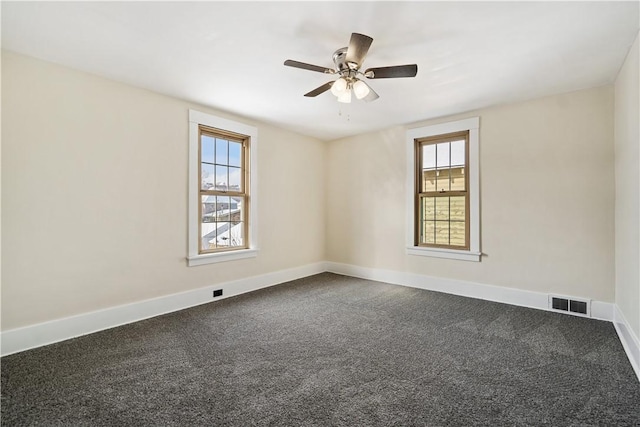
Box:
(337, 90, 352, 103)
(330, 77, 348, 96)
(353, 80, 371, 99)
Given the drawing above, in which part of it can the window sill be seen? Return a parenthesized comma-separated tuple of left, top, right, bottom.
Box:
(406, 246, 481, 262)
(187, 248, 258, 266)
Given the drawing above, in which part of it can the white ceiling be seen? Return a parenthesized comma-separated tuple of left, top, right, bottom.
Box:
(2, 2, 638, 141)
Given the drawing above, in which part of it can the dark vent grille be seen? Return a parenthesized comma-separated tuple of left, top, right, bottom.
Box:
(569, 300, 587, 314)
(552, 297, 569, 311)
(549, 295, 590, 317)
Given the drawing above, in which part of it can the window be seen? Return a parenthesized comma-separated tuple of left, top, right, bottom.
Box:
(199, 127, 247, 253)
(416, 132, 469, 249)
(406, 117, 480, 262)
(188, 110, 258, 266)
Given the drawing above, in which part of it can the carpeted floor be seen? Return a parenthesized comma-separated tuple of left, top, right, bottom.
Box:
(2, 273, 639, 426)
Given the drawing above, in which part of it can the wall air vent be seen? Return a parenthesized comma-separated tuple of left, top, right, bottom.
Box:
(551, 297, 569, 311)
(548, 295, 591, 317)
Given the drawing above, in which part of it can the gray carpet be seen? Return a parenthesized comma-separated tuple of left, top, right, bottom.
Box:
(2, 273, 639, 426)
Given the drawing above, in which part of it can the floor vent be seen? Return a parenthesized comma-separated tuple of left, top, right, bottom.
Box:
(548, 295, 591, 317)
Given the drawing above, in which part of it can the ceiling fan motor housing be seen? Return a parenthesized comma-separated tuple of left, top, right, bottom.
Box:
(333, 47, 357, 72)
(333, 47, 360, 83)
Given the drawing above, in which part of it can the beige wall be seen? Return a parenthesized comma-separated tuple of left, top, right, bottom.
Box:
(326, 86, 615, 302)
(1, 51, 325, 330)
(0, 48, 627, 333)
(615, 33, 640, 338)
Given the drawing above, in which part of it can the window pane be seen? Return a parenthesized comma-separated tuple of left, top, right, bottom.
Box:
(201, 163, 214, 190)
(213, 222, 231, 247)
(451, 140, 465, 167)
(435, 197, 450, 221)
(422, 144, 436, 169)
(423, 220, 435, 244)
(436, 142, 450, 168)
(231, 197, 244, 217)
(216, 195, 232, 212)
(450, 196, 466, 221)
(450, 221, 466, 247)
(201, 195, 216, 222)
(213, 198, 245, 248)
(420, 197, 436, 245)
(229, 167, 242, 192)
(201, 135, 215, 164)
(450, 167, 465, 191)
(422, 169, 436, 192)
(421, 196, 435, 220)
(229, 142, 242, 167)
(201, 194, 218, 251)
(219, 221, 244, 248)
(215, 138, 228, 165)
(436, 169, 450, 192)
(435, 221, 450, 245)
(201, 224, 217, 251)
(215, 165, 228, 191)
(231, 222, 244, 247)
(229, 198, 245, 248)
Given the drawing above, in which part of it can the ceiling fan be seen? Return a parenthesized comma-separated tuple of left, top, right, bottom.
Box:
(284, 33, 418, 103)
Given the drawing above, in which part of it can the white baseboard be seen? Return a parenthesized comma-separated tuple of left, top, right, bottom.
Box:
(613, 305, 640, 381)
(0, 262, 326, 357)
(2, 259, 629, 378)
(324, 262, 614, 322)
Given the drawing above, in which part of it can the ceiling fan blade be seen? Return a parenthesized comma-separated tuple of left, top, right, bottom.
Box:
(304, 81, 333, 97)
(345, 33, 373, 66)
(284, 60, 335, 74)
(364, 64, 418, 79)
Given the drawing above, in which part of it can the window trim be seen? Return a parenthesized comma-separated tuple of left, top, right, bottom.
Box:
(188, 110, 258, 266)
(406, 117, 481, 262)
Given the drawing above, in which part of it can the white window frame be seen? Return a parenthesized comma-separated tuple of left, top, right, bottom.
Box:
(406, 117, 481, 262)
(187, 110, 258, 266)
